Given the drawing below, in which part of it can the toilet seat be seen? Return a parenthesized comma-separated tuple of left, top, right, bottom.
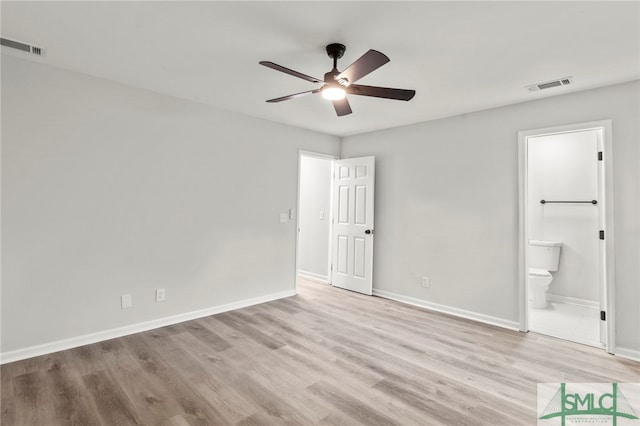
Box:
(529, 267, 551, 277)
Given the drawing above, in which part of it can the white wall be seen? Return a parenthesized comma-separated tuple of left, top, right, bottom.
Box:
(341, 80, 640, 355)
(297, 155, 332, 281)
(528, 130, 600, 302)
(1, 55, 340, 355)
(2, 53, 638, 359)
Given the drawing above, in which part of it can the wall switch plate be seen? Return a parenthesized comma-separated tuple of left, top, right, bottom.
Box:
(156, 288, 165, 302)
(421, 277, 430, 288)
(121, 294, 132, 309)
(320, 211, 325, 220)
(288, 208, 295, 220)
(280, 213, 288, 223)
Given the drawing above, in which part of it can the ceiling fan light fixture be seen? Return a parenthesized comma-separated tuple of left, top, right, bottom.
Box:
(322, 86, 346, 100)
(261, 43, 415, 116)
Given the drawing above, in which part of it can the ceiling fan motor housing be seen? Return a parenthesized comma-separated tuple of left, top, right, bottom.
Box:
(324, 70, 342, 84)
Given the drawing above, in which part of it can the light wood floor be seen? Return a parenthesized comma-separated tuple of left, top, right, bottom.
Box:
(2, 278, 638, 425)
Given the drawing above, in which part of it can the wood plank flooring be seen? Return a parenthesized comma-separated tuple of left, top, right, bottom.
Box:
(2, 277, 638, 425)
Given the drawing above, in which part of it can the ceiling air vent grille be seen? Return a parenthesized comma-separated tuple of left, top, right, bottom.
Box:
(1, 37, 46, 56)
(527, 77, 573, 92)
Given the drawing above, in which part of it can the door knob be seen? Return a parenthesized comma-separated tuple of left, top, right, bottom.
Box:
(365, 229, 373, 235)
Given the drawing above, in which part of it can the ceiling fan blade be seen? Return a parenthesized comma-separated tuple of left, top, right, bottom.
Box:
(332, 98, 352, 116)
(259, 61, 323, 84)
(336, 50, 390, 84)
(266, 89, 321, 103)
(348, 84, 416, 101)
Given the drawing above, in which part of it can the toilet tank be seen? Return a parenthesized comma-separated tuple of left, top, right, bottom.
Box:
(529, 240, 562, 271)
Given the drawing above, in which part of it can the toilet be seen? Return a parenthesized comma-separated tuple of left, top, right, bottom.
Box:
(528, 240, 562, 309)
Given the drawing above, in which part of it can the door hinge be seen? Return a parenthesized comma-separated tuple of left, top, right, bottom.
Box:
(599, 230, 605, 240)
(330, 264, 333, 271)
(598, 151, 603, 161)
(600, 311, 606, 321)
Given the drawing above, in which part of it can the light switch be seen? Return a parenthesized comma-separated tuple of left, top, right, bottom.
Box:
(320, 211, 325, 220)
(280, 213, 288, 223)
(121, 294, 132, 309)
(288, 208, 295, 220)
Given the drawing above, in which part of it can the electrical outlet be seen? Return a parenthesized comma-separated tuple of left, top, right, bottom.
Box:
(156, 288, 165, 302)
(280, 213, 288, 223)
(121, 294, 132, 309)
(421, 276, 430, 288)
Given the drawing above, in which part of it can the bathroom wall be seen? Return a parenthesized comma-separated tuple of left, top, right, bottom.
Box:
(527, 130, 600, 303)
(297, 155, 333, 282)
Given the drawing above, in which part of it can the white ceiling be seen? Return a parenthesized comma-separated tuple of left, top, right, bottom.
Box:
(2, 1, 639, 137)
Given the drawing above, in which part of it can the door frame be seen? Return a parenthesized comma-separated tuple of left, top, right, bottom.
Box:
(517, 120, 614, 354)
(295, 150, 337, 292)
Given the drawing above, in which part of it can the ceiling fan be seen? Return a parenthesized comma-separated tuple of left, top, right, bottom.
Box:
(260, 43, 416, 117)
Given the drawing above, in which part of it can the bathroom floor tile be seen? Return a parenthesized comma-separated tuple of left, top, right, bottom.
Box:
(529, 302, 603, 348)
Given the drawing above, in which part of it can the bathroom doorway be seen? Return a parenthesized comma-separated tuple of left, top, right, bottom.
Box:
(518, 121, 614, 353)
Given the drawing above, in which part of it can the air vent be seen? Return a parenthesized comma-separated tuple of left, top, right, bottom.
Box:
(1, 37, 46, 56)
(526, 77, 573, 92)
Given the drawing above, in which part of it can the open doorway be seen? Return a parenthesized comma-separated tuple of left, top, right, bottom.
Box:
(296, 152, 335, 286)
(518, 121, 614, 353)
(296, 152, 377, 295)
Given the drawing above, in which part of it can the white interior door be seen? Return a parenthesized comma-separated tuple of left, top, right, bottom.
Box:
(331, 156, 375, 295)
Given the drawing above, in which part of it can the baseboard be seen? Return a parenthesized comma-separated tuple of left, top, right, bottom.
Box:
(372, 289, 520, 331)
(0, 289, 296, 365)
(297, 270, 329, 283)
(547, 293, 599, 309)
(614, 346, 640, 362)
